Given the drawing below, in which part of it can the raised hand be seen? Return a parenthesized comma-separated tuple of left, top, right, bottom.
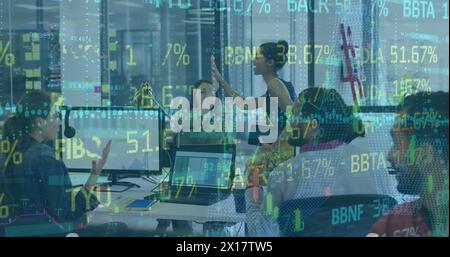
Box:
(211, 55, 226, 86)
(91, 140, 112, 176)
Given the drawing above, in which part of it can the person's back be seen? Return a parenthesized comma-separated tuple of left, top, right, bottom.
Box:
(244, 87, 375, 236)
(3, 141, 56, 218)
(0, 139, 99, 236)
(4, 141, 76, 219)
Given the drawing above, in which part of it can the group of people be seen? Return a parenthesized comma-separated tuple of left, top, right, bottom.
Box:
(0, 39, 448, 237)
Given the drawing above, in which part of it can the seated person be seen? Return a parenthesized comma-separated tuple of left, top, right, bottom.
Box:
(177, 79, 230, 146)
(157, 79, 231, 236)
(0, 91, 123, 237)
(245, 87, 379, 236)
(371, 92, 448, 237)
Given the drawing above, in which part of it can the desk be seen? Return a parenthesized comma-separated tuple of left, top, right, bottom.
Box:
(71, 144, 254, 236)
(84, 175, 246, 236)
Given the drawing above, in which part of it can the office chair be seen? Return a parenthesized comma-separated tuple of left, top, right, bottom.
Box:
(278, 194, 397, 237)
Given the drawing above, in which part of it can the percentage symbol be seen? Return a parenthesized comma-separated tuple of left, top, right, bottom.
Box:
(186, 176, 196, 198)
(423, 79, 431, 92)
(322, 158, 335, 176)
(0, 193, 9, 219)
(427, 46, 438, 63)
(175, 177, 185, 199)
(324, 45, 336, 58)
(377, 0, 389, 16)
(319, 45, 334, 64)
(302, 119, 317, 139)
(257, 0, 271, 14)
(173, 43, 190, 66)
(0, 40, 15, 67)
(1, 140, 23, 168)
(420, 79, 432, 94)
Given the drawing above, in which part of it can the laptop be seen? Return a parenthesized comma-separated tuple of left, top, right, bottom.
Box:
(159, 144, 236, 206)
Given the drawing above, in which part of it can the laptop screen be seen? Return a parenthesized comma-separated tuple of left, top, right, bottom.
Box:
(171, 151, 233, 189)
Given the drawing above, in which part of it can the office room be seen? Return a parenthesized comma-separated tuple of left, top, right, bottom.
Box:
(0, 0, 448, 244)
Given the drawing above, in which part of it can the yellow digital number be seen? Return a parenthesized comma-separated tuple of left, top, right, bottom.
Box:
(301, 160, 311, 179)
(390, 45, 398, 64)
(142, 130, 152, 152)
(127, 131, 138, 154)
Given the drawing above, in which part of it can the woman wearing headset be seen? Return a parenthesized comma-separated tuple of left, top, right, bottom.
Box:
(0, 91, 118, 236)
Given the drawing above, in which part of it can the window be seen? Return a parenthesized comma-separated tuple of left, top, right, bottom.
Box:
(0, 0, 218, 109)
(225, 0, 309, 97)
(311, 0, 448, 108)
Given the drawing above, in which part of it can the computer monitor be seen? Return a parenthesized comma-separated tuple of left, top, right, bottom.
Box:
(169, 145, 236, 190)
(60, 107, 162, 177)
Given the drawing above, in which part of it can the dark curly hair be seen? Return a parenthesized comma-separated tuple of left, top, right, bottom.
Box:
(288, 87, 365, 146)
(259, 40, 289, 71)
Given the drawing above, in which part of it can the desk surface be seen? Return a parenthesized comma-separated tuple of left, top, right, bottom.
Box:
(85, 175, 245, 227)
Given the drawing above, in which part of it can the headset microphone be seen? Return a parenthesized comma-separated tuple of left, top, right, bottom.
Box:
(64, 107, 76, 138)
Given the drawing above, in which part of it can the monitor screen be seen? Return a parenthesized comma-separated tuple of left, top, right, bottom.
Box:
(171, 151, 233, 189)
(60, 107, 161, 173)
